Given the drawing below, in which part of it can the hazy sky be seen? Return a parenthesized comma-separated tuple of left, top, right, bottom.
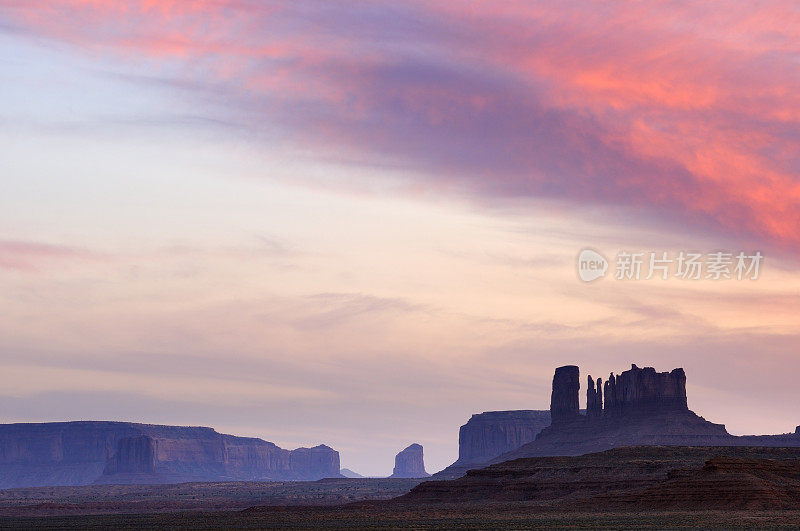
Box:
(2, 1, 800, 476)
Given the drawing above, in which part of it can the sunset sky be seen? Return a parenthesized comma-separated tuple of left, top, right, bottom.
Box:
(2, 1, 800, 476)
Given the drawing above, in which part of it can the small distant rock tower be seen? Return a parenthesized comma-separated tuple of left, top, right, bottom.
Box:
(390, 443, 430, 478)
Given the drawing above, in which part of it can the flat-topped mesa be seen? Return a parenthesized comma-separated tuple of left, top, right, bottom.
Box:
(586, 376, 603, 419)
(0, 421, 342, 489)
(603, 364, 688, 415)
(550, 365, 581, 424)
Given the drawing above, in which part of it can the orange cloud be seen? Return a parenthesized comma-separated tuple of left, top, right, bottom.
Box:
(4, 1, 800, 252)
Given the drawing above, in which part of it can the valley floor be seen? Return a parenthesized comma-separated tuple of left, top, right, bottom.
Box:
(2, 508, 800, 529)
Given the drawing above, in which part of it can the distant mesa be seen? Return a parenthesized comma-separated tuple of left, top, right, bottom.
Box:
(339, 468, 364, 478)
(0, 422, 341, 489)
(389, 444, 430, 478)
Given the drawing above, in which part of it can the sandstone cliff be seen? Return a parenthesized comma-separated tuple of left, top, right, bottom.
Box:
(390, 444, 429, 478)
(0, 422, 341, 489)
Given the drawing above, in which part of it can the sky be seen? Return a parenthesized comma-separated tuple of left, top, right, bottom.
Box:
(1, 1, 800, 476)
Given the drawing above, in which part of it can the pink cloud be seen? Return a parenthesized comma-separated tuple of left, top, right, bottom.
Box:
(3, 1, 800, 252)
(0, 240, 97, 271)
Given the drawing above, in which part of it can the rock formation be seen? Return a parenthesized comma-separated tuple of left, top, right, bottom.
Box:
(581, 364, 690, 422)
(494, 363, 800, 464)
(602, 364, 687, 415)
(431, 363, 800, 481)
(550, 365, 580, 424)
(0, 421, 341, 489)
(290, 444, 341, 480)
(390, 444, 429, 478)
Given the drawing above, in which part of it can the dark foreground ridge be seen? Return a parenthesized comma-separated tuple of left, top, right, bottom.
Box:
(401, 445, 800, 510)
(0, 421, 341, 489)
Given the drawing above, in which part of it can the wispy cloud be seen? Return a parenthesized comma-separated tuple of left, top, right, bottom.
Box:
(291, 293, 426, 330)
(0, 240, 99, 271)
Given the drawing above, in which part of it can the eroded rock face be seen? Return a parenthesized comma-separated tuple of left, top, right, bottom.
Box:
(0, 421, 341, 488)
(390, 443, 429, 478)
(550, 365, 581, 424)
(104, 435, 156, 475)
(603, 364, 688, 415)
(587, 376, 603, 419)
